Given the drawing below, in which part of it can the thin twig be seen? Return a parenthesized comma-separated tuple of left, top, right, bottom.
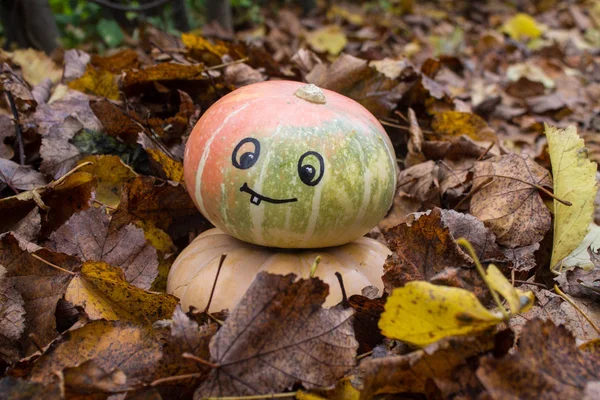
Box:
(476, 141, 495, 162)
(182, 352, 219, 369)
(378, 119, 410, 131)
(31, 253, 76, 275)
(89, 0, 170, 12)
(456, 238, 509, 318)
(356, 350, 373, 360)
(206, 57, 250, 71)
(150, 372, 204, 387)
(554, 284, 600, 335)
(475, 173, 572, 206)
(205, 254, 227, 314)
(5, 91, 24, 165)
(512, 280, 547, 288)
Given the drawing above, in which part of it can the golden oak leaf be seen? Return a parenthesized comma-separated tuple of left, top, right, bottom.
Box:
(430, 111, 497, 142)
(546, 125, 598, 271)
(146, 149, 184, 183)
(65, 261, 177, 323)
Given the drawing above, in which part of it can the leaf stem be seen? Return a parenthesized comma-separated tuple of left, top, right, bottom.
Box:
(475, 173, 572, 206)
(150, 372, 204, 386)
(309, 255, 321, 278)
(553, 284, 600, 334)
(204, 392, 297, 400)
(182, 352, 219, 369)
(31, 253, 76, 275)
(456, 238, 509, 319)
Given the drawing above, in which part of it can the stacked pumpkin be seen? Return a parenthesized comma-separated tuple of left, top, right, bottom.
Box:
(167, 81, 398, 312)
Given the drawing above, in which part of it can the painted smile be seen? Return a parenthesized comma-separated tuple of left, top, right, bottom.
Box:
(239, 183, 298, 206)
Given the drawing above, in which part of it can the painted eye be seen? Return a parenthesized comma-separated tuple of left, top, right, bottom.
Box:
(297, 151, 324, 186)
(232, 138, 260, 169)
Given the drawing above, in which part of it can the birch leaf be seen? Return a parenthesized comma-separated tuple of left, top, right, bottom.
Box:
(546, 125, 598, 271)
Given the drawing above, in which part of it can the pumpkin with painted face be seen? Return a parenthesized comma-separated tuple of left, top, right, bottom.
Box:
(184, 80, 397, 248)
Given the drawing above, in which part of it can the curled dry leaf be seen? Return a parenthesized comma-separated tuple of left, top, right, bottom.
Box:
(470, 153, 552, 248)
(477, 319, 600, 400)
(196, 272, 357, 398)
(89, 99, 145, 144)
(48, 206, 158, 289)
(29, 320, 162, 386)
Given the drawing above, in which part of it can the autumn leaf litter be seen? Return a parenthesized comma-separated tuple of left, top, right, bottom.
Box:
(1, 1, 600, 399)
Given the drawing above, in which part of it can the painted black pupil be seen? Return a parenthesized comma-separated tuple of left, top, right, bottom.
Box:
(299, 165, 316, 183)
(239, 153, 255, 169)
(297, 151, 324, 187)
(232, 137, 260, 170)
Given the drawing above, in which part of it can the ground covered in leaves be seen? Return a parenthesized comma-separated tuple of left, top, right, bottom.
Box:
(1, 1, 600, 399)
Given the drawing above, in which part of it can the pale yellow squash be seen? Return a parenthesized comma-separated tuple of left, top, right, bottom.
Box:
(167, 228, 390, 312)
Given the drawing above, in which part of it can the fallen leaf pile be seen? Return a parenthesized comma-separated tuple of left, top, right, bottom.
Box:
(1, 1, 600, 399)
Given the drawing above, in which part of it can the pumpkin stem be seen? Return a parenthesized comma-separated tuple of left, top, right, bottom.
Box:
(205, 253, 227, 313)
(294, 84, 327, 104)
(309, 255, 322, 278)
(335, 271, 348, 304)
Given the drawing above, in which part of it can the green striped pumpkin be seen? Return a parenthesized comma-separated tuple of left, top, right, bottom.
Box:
(184, 81, 397, 248)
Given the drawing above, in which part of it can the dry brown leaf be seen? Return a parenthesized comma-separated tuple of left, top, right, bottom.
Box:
(196, 272, 357, 398)
(0, 158, 47, 191)
(91, 49, 141, 73)
(0, 265, 25, 363)
(0, 233, 81, 358)
(48, 206, 158, 289)
(8, 48, 62, 85)
(358, 333, 496, 398)
(0, 115, 15, 159)
(89, 99, 144, 144)
(382, 208, 472, 291)
(470, 153, 552, 248)
(63, 49, 91, 82)
(36, 90, 103, 179)
(477, 319, 600, 399)
(65, 261, 177, 323)
(152, 306, 217, 391)
(111, 175, 211, 241)
(0, 64, 36, 114)
(123, 63, 207, 88)
(29, 320, 161, 386)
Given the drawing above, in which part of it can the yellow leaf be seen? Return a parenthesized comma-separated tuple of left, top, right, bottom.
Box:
(146, 149, 184, 183)
(296, 377, 360, 400)
(8, 49, 62, 85)
(430, 111, 497, 142)
(486, 264, 534, 314)
(306, 26, 348, 56)
(181, 33, 228, 57)
(65, 261, 178, 323)
(502, 13, 543, 41)
(545, 125, 598, 271)
(77, 155, 137, 208)
(68, 65, 120, 100)
(379, 281, 503, 346)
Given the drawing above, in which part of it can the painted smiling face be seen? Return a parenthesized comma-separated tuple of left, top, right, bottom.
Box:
(184, 81, 397, 249)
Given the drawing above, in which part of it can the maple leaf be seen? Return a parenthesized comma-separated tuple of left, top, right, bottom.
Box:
(48, 206, 158, 289)
(196, 272, 357, 398)
(477, 319, 600, 399)
(469, 153, 552, 248)
(546, 125, 598, 271)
